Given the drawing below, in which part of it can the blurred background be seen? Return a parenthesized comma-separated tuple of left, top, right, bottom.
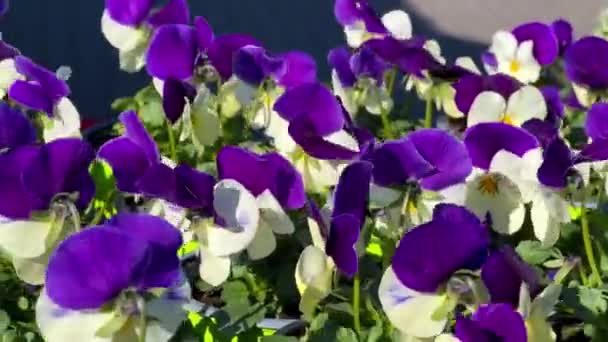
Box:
(0, 0, 603, 119)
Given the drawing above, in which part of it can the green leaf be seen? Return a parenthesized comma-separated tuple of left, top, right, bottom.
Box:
(111, 97, 137, 112)
(0, 310, 9, 334)
(516, 241, 553, 265)
(261, 336, 299, 342)
(364, 323, 383, 342)
(336, 327, 359, 342)
(139, 98, 165, 127)
(221, 280, 249, 305)
(579, 287, 608, 315)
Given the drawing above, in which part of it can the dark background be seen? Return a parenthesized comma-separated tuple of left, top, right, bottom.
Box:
(0, 0, 534, 119)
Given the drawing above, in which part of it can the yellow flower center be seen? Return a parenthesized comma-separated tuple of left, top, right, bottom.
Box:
(509, 60, 521, 73)
(502, 114, 515, 125)
(477, 174, 500, 195)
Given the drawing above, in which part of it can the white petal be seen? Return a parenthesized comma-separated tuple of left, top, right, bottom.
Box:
(572, 83, 597, 108)
(514, 41, 541, 83)
(198, 247, 231, 286)
(0, 219, 54, 259)
(191, 88, 221, 146)
(293, 154, 340, 193)
(101, 11, 147, 51)
(467, 91, 506, 126)
(490, 31, 518, 61)
(506, 85, 547, 125)
(119, 45, 147, 73)
(424, 40, 445, 64)
(153, 78, 164, 96)
(44, 98, 81, 142)
(246, 223, 277, 260)
(369, 184, 402, 209)
(307, 216, 327, 250)
(344, 22, 368, 48)
(324, 130, 360, 152)
(36, 290, 113, 342)
(378, 267, 448, 338)
(382, 10, 412, 40)
(257, 190, 294, 234)
(455, 57, 481, 74)
(295, 246, 333, 320)
(13, 254, 48, 285)
(143, 321, 175, 342)
(531, 199, 559, 247)
(435, 335, 461, 342)
(362, 84, 393, 115)
(208, 180, 259, 257)
(332, 70, 358, 115)
(0, 58, 23, 97)
(490, 149, 542, 202)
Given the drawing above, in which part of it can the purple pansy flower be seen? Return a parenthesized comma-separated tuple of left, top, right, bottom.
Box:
(364, 37, 440, 77)
(367, 129, 472, 191)
(564, 36, 608, 90)
(217, 146, 306, 210)
(0, 138, 95, 219)
(334, 0, 387, 35)
(551, 19, 573, 54)
(392, 204, 489, 292)
(455, 304, 527, 342)
(8, 56, 70, 116)
(511, 22, 559, 66)
(146, 24, 199, 81)
(105, 0, 189, 28)
(0, 102, 36, 151)
(325, 161, 373, 276)
(454, 73, 521, 114)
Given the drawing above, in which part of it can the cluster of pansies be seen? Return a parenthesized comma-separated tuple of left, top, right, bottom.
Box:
(3, 0, 608, 341)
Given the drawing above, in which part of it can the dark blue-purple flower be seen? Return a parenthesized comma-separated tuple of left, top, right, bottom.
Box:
(0, 102, 36, 151)
(512, 22, 559, 66)
(564, 36, 608, 90)
(551, 19, 573, 54)
(456, 304, 527, 342)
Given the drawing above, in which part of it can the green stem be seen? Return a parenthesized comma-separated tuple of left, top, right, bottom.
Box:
(138, 297, 147, 342)
(380, 69, 397, 139)
(581, 198, 603, 287)
(90, 206, 106, 226)
(353, 273, 362, 336)
(424, 96, 434, 128)
(166, 119, 178, 163)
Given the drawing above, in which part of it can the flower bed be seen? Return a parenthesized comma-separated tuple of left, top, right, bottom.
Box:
(1, 0, 608, 341)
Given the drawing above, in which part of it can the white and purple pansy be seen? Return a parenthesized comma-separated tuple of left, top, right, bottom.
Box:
(485, 21, 560, 83)
(0, 40, 21, 99)
(36, 213, 190, 342)
(379, 204, 489, 338)
(102, 0, 191, 72)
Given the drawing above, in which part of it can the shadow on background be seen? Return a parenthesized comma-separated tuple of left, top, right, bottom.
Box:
(0, 0, 485, 119)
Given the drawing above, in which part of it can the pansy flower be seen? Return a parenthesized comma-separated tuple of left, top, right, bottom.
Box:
(36, 213, 190, 342)
(485, 22, 559, 83)
(455, 304, 527, 342)
(0, 102, 36, 152)
(102, 0, 190, 72)
(564, 36, 608, 107)
(0, 138, 95, 284)
(328, 45, 392, 115)
(379, 204, 489, 338)
(334, 0, 412, 48)
(0, 40, 21, 99)
(454, 73, 521, 115)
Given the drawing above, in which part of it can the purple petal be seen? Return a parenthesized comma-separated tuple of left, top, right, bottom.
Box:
(454, 74, 521, 114)
(456, 304, 527, 342)
(522, 119, 558, 149)
(328, 47, 357, 87)
(233, 46, 285, 86)
(541, 86, 565, 123)
(162, 79, 195, 123)
(174, 165, 216, 212)
(551, 19, 573, 54)
(8, 81, 54, 114)
(120, 111, 160, 164)
(334, 0, 359, 26)
(264, 153, 306, 210)
(105, 0, 153, 26)
(194, 17, 214, 51)
(364, 37, 439, 77)
(276, 51, 317, 88)
(12, 56, 69, 114)
(274, 82, 344, 136)
(147, 0, 190, 28)
(332, 160, 373, 221)
(392, 204, 489, 292)
(579, 138, 608, 162)
(325, 214, 361, 277)
(288, 114, 359, 160)
(481, 247, 540, 307)
(350, 46, 387, 84)
(481, 52, 497, 69)
(367, 139, 434, 187)
(564, 90, 586, 110)
(0, 103, 36, 150)
(0, 41, 20, 61)
(146, 24, 198, 81)
(22, 138, 95, 211)
(409, 129, 472, 191)
(538, 138, 573, 188)
(512, 22, 559, 65)
(585, 103, 608, 140)
(0, 0, 8, 17)
(136, 163, 177, 201)
(564, 36, 608, 89)
(206, 34, 261, 80)
(464, 123, 539, 170)
(0, 146, 41, 219)
(98, 138, 150, 193)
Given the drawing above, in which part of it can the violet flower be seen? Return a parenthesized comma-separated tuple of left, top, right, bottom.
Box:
(455, 304, 527, 342)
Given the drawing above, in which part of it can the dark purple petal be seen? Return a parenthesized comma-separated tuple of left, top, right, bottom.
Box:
(0, 103, 36, 150)
(538, 138, 573, 188)
(332, 160, 373, 221)
(162, 79, 195, 123)
(585, 103, 608, 140)
(121, 111, 160, 164)
(481, 52, 497, 69)
(22, 138, 95, 211)
(481, 247, 540, 307)
(147, 0, 190, 28)
(334, 0, 359, 26)
(364, 37, 439, 77)
(136, 163, 177, 201)
(98, 138, 150, 193)
(14, 56, 69, 101)
(274, 82, 344, 136)
(307, 199, 329, 240)
(105, 0, 153, 26)
(564, 36, 608, 90)
(276, 51, 317, 88)
(206, 34, 261, 80)
(464, 123, 539, 170)
(288, 114, 359, 160)
(326, 214, 361, 276)
(174, 164, 216, 212)
(146, 24, 198, 81)
(0, 146, 41, 219)
(264, 153, 306, 210)
(456, 304, 527, 342)
(579, 138, 608, 162)
(350, 46, 387, 84)
(8, 81, 54, 114)
(0, 41, 20, 61)
(541, 86, 565, 123)
(233, 46, 285, 86)
(392, 204, 489, 292)
(564, 90, 586, 110)
(367, 138, 434, 186)
(194, 16, 214, 51)
(522, 119, 558, 149)
(512, 22, 559, 65)
(328, 47, 356, 87)
(409, 129, 472, 191)
(551, 19, 573, 54)
(454, 74, 521, 114)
